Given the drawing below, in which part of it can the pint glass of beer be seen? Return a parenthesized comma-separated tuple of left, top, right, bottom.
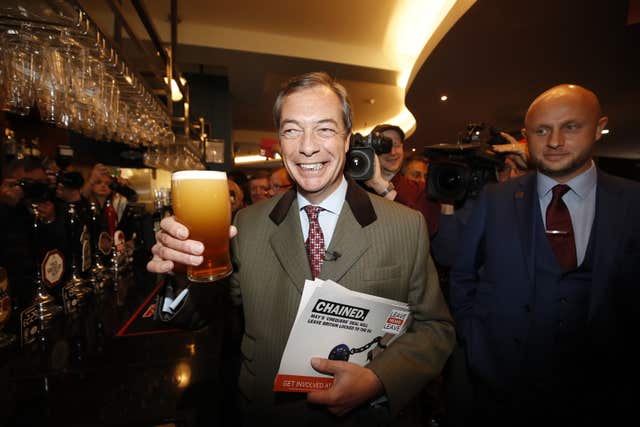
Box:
(171, 171, 232, 282)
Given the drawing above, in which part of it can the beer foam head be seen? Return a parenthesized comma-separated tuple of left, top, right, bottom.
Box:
(172, 170, 227, 181)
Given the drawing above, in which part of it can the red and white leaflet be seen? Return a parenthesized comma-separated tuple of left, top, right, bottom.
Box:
(273, 279, 410, 393)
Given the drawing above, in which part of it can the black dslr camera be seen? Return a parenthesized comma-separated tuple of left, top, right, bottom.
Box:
(345, 132, 393, 180)
(425, 123, 508, 203)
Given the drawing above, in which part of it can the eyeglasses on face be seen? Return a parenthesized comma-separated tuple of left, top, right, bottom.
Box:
(250, 185, 269, 194)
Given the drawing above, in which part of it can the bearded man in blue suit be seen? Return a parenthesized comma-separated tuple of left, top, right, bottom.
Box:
(450, 84, 640, 426)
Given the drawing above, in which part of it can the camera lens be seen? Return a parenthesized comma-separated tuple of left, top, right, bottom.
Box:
(437, 166, 465, 192)
(427, 162, 470, 202)
(345, 149, 373, 180)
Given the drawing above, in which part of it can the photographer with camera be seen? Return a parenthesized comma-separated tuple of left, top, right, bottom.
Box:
(0, 156, 67, 319)
(55, 169, 94, 238)
(1, 158, 58, 224)
(347, 124, 441, 239)
(426, 127, 531, 268)
(56, 170, 87, 206)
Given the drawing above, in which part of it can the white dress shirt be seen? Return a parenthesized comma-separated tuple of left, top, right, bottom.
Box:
(296, 177, 348, 250)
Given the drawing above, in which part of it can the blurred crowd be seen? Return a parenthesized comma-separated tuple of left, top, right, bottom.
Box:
(0, 156, 140, 331)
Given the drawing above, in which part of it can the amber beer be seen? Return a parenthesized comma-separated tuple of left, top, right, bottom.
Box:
(171, 171, 232, 282)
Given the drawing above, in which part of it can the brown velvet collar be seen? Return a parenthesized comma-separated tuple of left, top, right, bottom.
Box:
(268, 178, 377, 227)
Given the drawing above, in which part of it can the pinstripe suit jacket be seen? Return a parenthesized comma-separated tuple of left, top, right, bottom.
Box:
(231, 178, 455, 422)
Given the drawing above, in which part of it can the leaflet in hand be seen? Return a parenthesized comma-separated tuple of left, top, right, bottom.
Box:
(273, 279, 411, 392)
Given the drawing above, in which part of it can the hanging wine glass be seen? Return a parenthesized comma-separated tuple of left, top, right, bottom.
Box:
(35, 46, 65, 124)
(0, 27, 38, 116)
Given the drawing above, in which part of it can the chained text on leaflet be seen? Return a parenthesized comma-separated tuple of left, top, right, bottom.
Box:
(273, 279, 411, 392)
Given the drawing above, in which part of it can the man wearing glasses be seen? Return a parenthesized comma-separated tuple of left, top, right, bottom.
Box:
(148, 71, 454, 425)
(268, 166, 293, 196)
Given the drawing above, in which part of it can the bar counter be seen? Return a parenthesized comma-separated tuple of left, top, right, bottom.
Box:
(0, 264, 240, 427)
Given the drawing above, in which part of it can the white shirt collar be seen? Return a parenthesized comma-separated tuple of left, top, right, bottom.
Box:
(537, 160, 597, 199)
(297, 176, 348, 214)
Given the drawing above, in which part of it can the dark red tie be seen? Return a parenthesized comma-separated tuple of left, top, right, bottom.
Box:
(545, 184, 577, 271)
(304, 205, 325, 279)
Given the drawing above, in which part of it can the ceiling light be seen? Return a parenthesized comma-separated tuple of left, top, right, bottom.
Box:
(411, 148, 416, 152)
(388, 0, 460, 88)
(440, 95, 448, 101)
(601, 129, 610, 134)
(164, 76, 187, 102)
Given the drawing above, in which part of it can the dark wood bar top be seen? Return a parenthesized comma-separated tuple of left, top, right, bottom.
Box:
(0, 267, 240, 427)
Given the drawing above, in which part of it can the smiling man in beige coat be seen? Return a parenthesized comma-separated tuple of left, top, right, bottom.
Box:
(148, 72, 455, 426)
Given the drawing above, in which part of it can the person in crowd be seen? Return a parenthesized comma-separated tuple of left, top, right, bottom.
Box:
(82, 163, 112, 207)
(42, 157, 61, 190)
(55, 171, 85, 205)
(402, 154, 429, 186)
(228, 169, 251, 206)
(228, 178, 245, 220)
(148, 71, 455, 425)
(428, 134, 531, 426)
(53, 170, 93, 262)
(1, 156, 57, 223)
(364, 124, 441, 238)
(81, 163, 132, 226)
(448, 84, 640, 426)
(375, 124, 405, 182)
(431, 133, 531, 268)
(492, 132, 530, 183)
(0, 170, 25, 209)
(268, 166, 293, 196)
(247, 169, 271, 204)
(55, 170, 91, 216)
(0, 157, 66, 315)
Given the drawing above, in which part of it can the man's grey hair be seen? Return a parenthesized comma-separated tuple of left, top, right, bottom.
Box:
(273, 71, 353, 133)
